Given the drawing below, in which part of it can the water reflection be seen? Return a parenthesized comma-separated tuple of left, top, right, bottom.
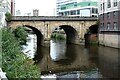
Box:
(34, 41, 119, 78)
(85, 45, 119, 78)
(22, 34, 37, 59)
(50, 40, 66, 61)
(98, 46, 119, 78)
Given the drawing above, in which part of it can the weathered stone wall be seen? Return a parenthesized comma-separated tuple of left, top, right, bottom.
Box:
(99, 34, 120, 48)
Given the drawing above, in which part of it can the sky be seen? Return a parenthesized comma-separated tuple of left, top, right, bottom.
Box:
(15, 0, 98, 16)
(15, 0, 56, 16)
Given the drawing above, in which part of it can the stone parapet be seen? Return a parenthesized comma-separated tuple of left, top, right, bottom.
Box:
(11, 16, 98, 21)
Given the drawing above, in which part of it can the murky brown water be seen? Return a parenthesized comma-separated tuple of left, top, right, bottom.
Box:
(34, 43, 120, 78)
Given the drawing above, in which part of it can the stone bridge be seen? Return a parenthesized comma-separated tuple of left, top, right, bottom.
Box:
(8, 16, 98, 45)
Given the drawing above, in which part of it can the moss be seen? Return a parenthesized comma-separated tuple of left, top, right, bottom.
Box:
(89, 41, 99, 45)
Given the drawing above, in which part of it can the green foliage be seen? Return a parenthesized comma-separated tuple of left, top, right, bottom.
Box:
(1, 28, 40, 78)
(0, 29, 2, 67)
(13, 27, 28, 45)
(51, 32, 66, 41)
(5, 12, 12, 22)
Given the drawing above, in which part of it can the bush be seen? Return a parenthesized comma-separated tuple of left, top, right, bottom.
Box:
(51, 32, 66, 41)
(1, 28, 40, 78)
(13, 27, 28, 45)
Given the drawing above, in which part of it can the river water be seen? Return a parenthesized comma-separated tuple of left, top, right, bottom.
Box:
(22, 34, 37, 59)
(50, 40, 66, 61)
(23, 34, 120, 79)
(36, 42, 120, 79)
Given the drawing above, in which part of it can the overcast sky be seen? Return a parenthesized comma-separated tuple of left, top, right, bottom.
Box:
(15, 0, 98, 16)
(15, 0, 56, 16)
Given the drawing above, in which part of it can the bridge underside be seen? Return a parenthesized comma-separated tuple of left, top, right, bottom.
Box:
(24, 25, 44, 46)
(59, 25, 79, 44)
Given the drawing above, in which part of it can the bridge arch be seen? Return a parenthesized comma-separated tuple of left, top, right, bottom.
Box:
(24, 25, 44, 46)
(84, 24, 98, 44)
(89, 24, 98, 34)
(58, 25, 79, 44)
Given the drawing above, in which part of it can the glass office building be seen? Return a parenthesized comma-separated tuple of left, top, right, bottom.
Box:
(56, 0, 98, 17)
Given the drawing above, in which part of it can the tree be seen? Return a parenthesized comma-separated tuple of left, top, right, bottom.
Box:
(13, 27, 28, 45)
(5, 12, 12, 22)
(1, 28, 40, 78)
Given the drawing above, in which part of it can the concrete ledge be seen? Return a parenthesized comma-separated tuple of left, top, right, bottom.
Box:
(99, 34, 120, 48)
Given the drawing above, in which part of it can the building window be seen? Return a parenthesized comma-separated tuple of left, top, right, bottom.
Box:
(107, 0, 111, 8)
(91, 8, 98, 14)
(92, 8, 94, 13)
(59, 12, 63, 16)
(103, 14, 104, 20)
(103, 23, 104, 30)
(100, 14, 104, 20)
(100, 23, 102, 31)
(107, 23, 110, 30)
(61, 7, 66, 10)
(103, 3, 105, 11)
(101, 4, 102, 10)
(70, 10, 76, 15)
(113, 0, 117, 7)
(107, 13, 110, 19)
(88, 3, 90, 6)
(100, 23, 104, 31)
(77, 10, 80, 15)
(113, 22, 117, 30)
(96, 8, 98, 13)
(113, 11, 117, 18)
(64, 12, 68, 16)
(74, 4, 77, 7)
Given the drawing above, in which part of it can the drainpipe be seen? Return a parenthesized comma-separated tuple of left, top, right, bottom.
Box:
(103, 2, 105, 46)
